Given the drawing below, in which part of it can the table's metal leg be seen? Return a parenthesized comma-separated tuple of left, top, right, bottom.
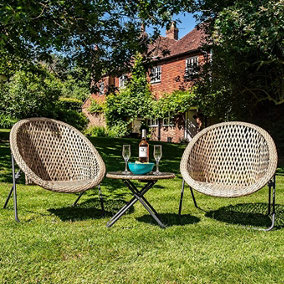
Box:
(124, 180, 160, 216)
(125, 180, 166, 228)
(106, 181, 154, 227)
(106, 196, 137, 227)
(131, 190, 166, 228)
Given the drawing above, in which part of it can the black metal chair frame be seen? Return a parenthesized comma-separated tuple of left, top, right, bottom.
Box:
(178, 175, 276, 231)
(3, 154, 104, 222)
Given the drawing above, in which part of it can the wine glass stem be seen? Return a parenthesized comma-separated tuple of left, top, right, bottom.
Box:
(156, 160, 159, 173)
(124, 160, 128, 172)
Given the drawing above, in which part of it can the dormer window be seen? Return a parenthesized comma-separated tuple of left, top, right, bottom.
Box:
(119, 75, 128, 88)
(185, 56, 199, 80)
(150, 66, 161, 83)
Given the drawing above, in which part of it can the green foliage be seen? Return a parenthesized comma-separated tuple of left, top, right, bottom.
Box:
(84, 126, 107, 137)
(105, 53, 153, 137)
(88, 99, 105, 114)
(194, 0, 284, 120)
(107, 121, 130, 138)
(57, 66, 90, 101)
(53, 99, 88, 131)
(153, 90, 195, 118)
(0, 68, 61, 118)
(58, 97, 83, 111)
(0, 114, 18, 129)
(0, 1, 189, 81)
(0, 66, 87, 131)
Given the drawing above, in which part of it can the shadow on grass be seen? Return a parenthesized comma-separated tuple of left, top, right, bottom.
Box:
(48, 198, 134, 222)
(137, 213, 200, 227)
(205, 203, 284, 229)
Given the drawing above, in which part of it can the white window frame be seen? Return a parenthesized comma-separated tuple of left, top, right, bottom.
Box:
(185, 56, 199, 77)
(150, 66, 161, 83)
(119, 74, 128, 88)
(148, 118, 159, 127)
(99, 81, 104, 95)
(162, 113, 175, 127)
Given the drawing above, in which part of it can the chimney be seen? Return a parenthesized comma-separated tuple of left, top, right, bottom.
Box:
(166, 21, 178, 40)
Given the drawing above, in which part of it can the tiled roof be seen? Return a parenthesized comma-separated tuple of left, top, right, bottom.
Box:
(147, 36, 177, 59)
(148, 26, 207, 61)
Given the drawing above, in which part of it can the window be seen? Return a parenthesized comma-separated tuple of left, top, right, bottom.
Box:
(119, 75, 128, 88)
(185, 56, 199, 79)
(99, 81, 104, 95)
(162, 113, 175, 127)
(150, 66, 161, 83)
(148, 118, 159, 127)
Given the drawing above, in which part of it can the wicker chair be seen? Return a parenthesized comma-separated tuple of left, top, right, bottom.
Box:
(179, 121, 278, 231)
(4, 118, 106, 222)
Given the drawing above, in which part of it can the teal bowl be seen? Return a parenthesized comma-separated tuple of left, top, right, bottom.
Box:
(128, 162, 154, 175)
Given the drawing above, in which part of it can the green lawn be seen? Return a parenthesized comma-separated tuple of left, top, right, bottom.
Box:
(0, 133, 283, 283)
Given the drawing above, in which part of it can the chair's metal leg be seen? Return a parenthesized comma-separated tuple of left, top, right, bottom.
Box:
(190, 186, 198, 208)
(4, 170, 21, 209)
(3, 186, 14, 209)
(98, 184, 105, 215)
(72, 191, 85, 207)
(267, 181, 272, 215)
(259, 175, 276, 232)
(178, 179, 185, 216)
(11, 155, 20, 222)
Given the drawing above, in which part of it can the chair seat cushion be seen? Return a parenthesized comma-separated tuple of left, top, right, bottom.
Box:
(40, 179, 97, 193)
(191, 179, 267, 198)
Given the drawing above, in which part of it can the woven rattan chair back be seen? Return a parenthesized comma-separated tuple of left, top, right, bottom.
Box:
(10, 118, 106, 193)
(180, 122, 277, 197)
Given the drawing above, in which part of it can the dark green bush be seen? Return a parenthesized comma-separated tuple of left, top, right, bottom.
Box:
(0, 114, 18, 129)
(84, 126, 107, 137)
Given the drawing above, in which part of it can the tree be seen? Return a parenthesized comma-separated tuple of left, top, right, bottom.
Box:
(0, 1, 194, 81)
(193, 0, 284, 120)
(105, 53, 153, 136)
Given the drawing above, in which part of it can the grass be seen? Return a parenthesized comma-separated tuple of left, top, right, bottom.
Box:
(0, 132, 283, 283)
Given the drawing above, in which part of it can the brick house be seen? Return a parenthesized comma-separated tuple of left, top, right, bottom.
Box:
(82, 23, 209, 143)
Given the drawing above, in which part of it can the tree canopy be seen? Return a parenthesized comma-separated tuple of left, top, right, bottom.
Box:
(0, 0, 193, 80)
(194, 0, 284, 120)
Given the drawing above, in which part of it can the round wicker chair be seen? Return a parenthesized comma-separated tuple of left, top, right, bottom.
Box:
(179, 121, 278, 231)
(4, 117, 106, 221)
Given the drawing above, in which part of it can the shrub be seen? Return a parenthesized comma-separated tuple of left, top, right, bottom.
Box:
(0, 114, 18, 129)
(107, 121, 129, 138)
(57, 97, 83, 111)
(88, 99, 105, 113)
(0, 69, 61, 118)
(84, 126, 107, 137)
(54, 109, 88, 131)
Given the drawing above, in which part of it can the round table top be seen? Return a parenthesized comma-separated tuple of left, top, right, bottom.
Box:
(106, 171, 175, 180)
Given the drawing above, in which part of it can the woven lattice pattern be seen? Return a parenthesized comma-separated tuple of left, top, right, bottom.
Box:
(10, 118, 106, 193)
(180, 122, 277, 197)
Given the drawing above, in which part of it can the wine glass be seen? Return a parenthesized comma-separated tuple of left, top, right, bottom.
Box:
(153, 145, 162, 175)
(122, 145, 131, 174)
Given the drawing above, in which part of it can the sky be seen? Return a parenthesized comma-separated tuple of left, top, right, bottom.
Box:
(160, 12, 198, 39)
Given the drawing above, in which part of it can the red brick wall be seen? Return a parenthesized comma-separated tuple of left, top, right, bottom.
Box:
(82, 108, 106, 128)
(149, 115, 185, 143)
(149, 53, 203, 98)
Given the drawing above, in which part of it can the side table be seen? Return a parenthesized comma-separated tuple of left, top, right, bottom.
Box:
(106, 172, 175, 228)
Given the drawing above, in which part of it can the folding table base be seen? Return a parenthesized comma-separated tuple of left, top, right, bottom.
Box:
(106, 179, 165, 228)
